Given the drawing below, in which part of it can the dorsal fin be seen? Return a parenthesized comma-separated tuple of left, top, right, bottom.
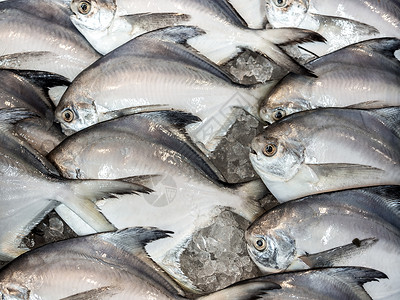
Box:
(368, 107, 400, 138)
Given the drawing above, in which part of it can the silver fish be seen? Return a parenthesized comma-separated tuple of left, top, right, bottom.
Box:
(54, 26, 275, 149)
(48, 110, 267, 290)
(0, 108, 152, 261)
(250, 107, 400, 202)
(0, 227, 281, 299)
(245, 186, 400, 299)
(0, 0, 100, 81)
(69, 0, 325, 74)
(259, 38, 400, 123)
(264, 0, 400, 55)
(242, 267, 387, 300)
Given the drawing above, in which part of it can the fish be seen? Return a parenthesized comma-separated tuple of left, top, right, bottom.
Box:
(259, 38, 400, 123)
(0, 69, 68, 154)
(238, 267, 388, 300)
(264, 0, 400, 55)
(47, 109, 267, 291)
(0, 108, 152, 261)
(69, 0, 325, 75)
(245, 186, 400, 299)
(0, 0, 100, 81)
(250, 107, 400, 202)
(54, 26, 275, 150)
(0, 227, 282, 299)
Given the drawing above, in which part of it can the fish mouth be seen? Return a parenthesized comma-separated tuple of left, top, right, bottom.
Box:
(250, 147, 257, 155)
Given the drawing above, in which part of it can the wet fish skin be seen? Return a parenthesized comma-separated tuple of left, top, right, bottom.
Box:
(69, 0, 325, 75)
(48, 110, 266, 290)
(264, 0, 400, 55)
(250, 107, 400, 202)
(245, 186, 400, 299)
(259, 38, 400, 123)
(0, 108, 153, 260)
(239, 267, 388, 300)
(0, 0, 100, 81)
(0, 227, 283, 299)
(54, 26, 275, 149)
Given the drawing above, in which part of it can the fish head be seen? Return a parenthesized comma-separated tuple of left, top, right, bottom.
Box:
(70, 0, 116, 32)
(55, 95, 99, 136)
(259, 85, 312, 124)
(249, 125, 305, 184)
(245, 209, 297, 273)
(265, 0, 309, 28)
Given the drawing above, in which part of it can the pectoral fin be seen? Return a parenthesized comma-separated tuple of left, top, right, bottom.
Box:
(123, 12, 191, 33)
(299, 237, 378, 268)
(60, 286, 118, 300)
(312, 13, 379, 36)
(306, 163, 385, 188)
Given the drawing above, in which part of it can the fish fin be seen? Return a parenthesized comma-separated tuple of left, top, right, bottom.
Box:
(345, 101, 383, 109)
(8, 69, 70, 90)
(306, 163, 386, 187)
(229, 178, 268, 221)
(198, 280, 281, 300)
(356, 38, 400, 62)
(255, 28, 325, 76)
(99, 227, 186, 295)
(101, 104, 172, 121)
(123, 12, 191, 33)
(312, 13, 379, 36)
(367, 107, 400, 138)
(59, 286, 118, 300)
(0, 108, 37, 131)
(312, 267, 387, 299)
(143, 25, 206, 44)
(60, 179, 153, 232)
(299, 238, 378, 268)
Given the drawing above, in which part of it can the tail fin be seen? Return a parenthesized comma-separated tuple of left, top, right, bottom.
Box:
(58, 179, 152, 232)
(198, 281, 280, 300)
(252, 28, 326, 76)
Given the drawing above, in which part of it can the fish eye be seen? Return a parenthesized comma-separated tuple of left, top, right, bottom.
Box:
(273, 0, 287, 7)
(254, 238, 267, 251)
(62, 109, 75, 123)
(263, 143, 277, 157)
(272, 108, 286, 121)
(78, 0, 91, 15)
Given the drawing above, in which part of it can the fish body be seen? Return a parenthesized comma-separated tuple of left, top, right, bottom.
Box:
(265, 0, 400, 55)
(48, 110, 266, 290)
(259, 38, 400, 123)
(55, 27, 274, 149)
(0, 108, 152, 260)
(245, 186, 400, 299)
(250, 107, 400, 201)
(244, 267, 388, 300)
(69, 0, 325, 74)
(0, 0, 100, 80)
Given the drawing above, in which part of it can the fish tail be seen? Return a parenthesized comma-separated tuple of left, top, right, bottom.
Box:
(58, 179, 153, 232)
(250, 28, 325, 76)
(197, 280, 280, 300)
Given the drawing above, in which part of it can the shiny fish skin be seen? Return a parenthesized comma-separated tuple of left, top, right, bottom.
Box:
(245, 186, 400, 299)
(264, 0, 400, 55)
(250, 107, 400, 202)
(54, 27, 275, 149)
(0, 0, 100, 81)
(0, 227, 285, 300)
(259, 38, 400, 123)
(69, 0, 325, 75)
(48, 110, 266, 290)
(0, 108, 153, 260)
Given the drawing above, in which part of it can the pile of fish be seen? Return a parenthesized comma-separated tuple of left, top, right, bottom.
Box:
(0, 0, 398, 299)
